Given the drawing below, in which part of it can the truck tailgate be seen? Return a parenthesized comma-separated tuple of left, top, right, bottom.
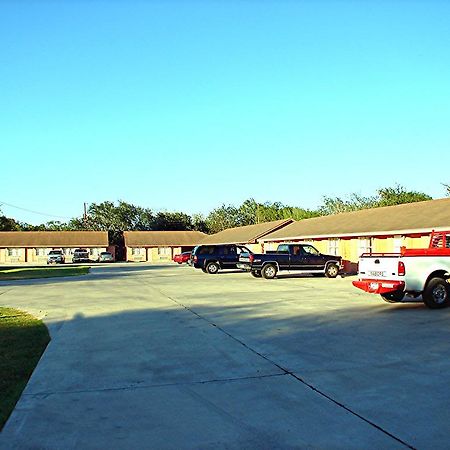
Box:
(358, 254, 402, 280)
(354, 254, 405, 294)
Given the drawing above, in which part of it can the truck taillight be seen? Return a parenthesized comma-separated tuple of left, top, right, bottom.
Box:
(249, 254, 254, 263)
(398, 261, 405, 276)
(193, 256, 198, 263)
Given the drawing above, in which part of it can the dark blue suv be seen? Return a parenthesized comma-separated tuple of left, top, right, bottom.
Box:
(191, 244, 252, 274)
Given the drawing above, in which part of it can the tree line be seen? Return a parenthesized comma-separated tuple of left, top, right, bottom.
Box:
(1, 184, 449, 240)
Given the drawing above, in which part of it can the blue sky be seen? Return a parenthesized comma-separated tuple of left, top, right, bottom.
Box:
(1, 1, 450, 224)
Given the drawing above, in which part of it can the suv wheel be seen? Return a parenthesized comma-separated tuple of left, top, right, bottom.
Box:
(251, 270, 262, 278)
(206, 262, 219, 274)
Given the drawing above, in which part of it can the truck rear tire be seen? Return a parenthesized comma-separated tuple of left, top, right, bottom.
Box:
(325, 263, 339, 278)
(251, 270, 262, 278)
(423, 277, 449, 309)
(262, 264, 277, 279)
(381, 291, 405, 303)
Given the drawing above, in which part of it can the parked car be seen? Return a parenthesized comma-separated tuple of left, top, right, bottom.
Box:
(191, 244, 252, 274)
(97, 251, 114, 263)
(72, 248, 90, 263)
(47, 249, 65, 264)
(173, 251, 192, 264)
(237, 243, 342, 279)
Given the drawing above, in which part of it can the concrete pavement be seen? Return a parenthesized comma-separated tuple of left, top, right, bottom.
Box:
(1, 264, 449, 449)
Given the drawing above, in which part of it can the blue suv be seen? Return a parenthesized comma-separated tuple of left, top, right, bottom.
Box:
(191, 244, 252, 274)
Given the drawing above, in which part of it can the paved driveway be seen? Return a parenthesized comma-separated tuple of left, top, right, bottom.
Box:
(1, 264, 449, 449)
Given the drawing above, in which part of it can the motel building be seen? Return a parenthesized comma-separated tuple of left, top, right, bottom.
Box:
(123, 231, 207, 262)
(260, 198, 450, 273)
(0, 231, 109, 264)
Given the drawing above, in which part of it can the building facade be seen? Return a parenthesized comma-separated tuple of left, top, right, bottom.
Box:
(123, 231, 207, 262)
(0, 231, 109, 264)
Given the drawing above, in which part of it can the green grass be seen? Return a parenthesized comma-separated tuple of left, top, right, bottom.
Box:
(0, 266, 90, 281)
(0, 307, 50, 430)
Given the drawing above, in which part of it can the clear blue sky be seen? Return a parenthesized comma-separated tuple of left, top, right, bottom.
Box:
(1, 1, 450, 224)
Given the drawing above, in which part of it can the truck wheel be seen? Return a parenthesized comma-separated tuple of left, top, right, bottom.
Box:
(205, 262, 219, 274)
(381, 291, 405, 303)
(423, 277, 449, 309)
(251, 270, 262, 278)
(262, 264, 277, 279)
(325, 263, 339, 278)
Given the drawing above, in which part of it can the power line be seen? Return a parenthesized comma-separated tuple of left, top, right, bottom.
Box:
(0, 200, 73, 220)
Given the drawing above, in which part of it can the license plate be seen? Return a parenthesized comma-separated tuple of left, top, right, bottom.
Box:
(369, 270, 386, 277)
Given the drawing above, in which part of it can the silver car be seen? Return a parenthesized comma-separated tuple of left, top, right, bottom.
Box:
(97, 252, 114, 263)
(47, 250, 65, 264)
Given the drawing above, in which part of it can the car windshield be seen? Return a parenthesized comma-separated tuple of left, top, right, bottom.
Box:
(49, 251, 61, 255)
(101, 252, 111, 256)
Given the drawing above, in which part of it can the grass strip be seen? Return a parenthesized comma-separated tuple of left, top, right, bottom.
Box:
(0, 266, 90, 280)
(0, 307, 50, 430)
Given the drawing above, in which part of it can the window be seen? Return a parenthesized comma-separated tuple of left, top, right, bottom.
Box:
(158, 247, 171, 256)
(303, 245, 320, 255)
(277, 244, 289, 253)
(7, 248, 20, 257)
(132, 248, 143, 255)
(36, 248, 47, 256)
(222, 245, 236, 255)
(199, 246, 215, 255)
(358, 238, 372, 256)
(291, 245, 302, 255)
(328, 239, 339, 256)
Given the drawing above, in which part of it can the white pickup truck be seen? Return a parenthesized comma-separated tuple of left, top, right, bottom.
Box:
(352, 230, 450, 309)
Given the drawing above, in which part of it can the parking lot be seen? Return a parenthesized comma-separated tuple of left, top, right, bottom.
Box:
(1, 263, 450, 449)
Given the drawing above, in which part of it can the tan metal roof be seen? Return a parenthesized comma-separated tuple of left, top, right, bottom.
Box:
(199, 219, 294, 245)
(124, 231, 207, 247)
(261, 198, 450, 241)
(0, 231, 109, 247)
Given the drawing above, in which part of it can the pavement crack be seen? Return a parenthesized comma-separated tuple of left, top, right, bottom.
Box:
(154, 287, 415, 450)
(23, 373, 286, 398)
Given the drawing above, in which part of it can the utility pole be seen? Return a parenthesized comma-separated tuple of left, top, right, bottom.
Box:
(83, 202, 88, 227)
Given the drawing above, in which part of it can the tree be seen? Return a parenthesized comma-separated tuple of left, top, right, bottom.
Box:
(191, 213, 209, 233)
(318, 185, 431, 215)
(376, 184, 432, 206)
(318, 193, 377, 215)
(151, 212, 193, 231)
(0, 215, 21, 231)
(206, 204, 241, 233)
(443, 183, 450, 197)
(74, 201, 154, 232)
